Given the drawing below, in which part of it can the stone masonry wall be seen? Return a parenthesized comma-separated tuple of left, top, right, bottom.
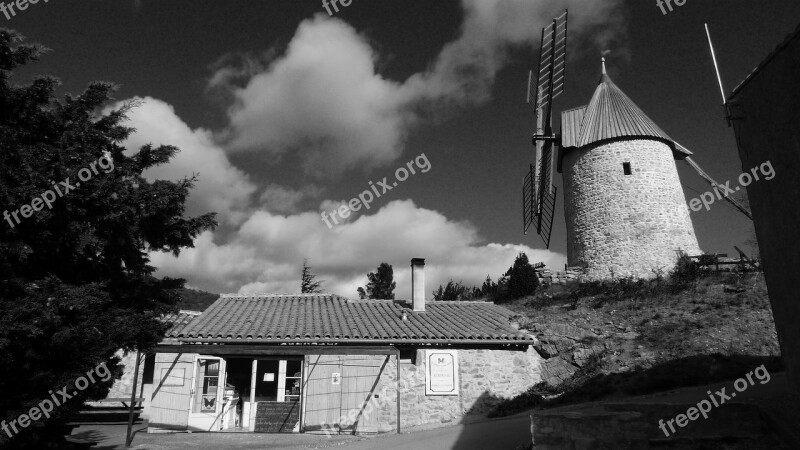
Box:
(562, 138, 701, 280)
(105, 349, 143, 399)
(373, 346, 543, 432)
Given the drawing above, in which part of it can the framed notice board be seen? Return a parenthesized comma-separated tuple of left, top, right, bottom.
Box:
(425, 349, 459, 395)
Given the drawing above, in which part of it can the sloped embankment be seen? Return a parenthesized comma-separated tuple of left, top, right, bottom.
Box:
(495, 273, 781, 414)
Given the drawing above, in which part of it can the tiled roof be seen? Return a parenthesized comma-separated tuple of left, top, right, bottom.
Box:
(559, 73, 691, 158)
(169, 294, 534, 345)
(163, 310, 202, 336)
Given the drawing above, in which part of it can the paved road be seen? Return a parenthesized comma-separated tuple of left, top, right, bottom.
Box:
(70, 413, 532, 450)
(328, 414, 531, 450)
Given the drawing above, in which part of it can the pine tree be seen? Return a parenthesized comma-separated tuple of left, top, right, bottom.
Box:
(300, 259, 323, 293)
(359, 262, 396, 299)
(504, 252, 539, 299)
(0, 30, 216, 447)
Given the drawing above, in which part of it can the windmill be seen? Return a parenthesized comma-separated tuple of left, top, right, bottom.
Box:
(523, 10, 567, 248)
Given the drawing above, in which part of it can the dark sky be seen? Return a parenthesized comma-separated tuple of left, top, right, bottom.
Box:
(5, 0, 799, 294)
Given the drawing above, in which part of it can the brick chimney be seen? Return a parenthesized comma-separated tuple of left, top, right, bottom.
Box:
(411, 258, 426, 312)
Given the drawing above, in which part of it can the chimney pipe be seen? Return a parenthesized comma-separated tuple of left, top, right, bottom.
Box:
(411, 258, 425, 312)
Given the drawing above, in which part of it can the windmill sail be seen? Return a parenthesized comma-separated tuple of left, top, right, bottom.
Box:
(523, 10, 567, 249)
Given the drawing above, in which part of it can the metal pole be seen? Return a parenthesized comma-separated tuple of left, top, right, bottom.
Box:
(395, 348, 400, 434)
(705, 23, 727, 105)
(125, 351, 142, 448)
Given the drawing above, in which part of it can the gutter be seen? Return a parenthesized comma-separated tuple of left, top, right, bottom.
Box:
(175, 337, 536, 346)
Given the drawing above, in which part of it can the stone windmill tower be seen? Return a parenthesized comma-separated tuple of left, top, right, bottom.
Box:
(556, 59, 702, 279)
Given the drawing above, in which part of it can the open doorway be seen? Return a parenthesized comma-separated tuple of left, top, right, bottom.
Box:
(222, 358, 252, 431)
(252, 358, 303, 432)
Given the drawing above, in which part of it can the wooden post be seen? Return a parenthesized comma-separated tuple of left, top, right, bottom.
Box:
(125, 351, 142, 448)
(396, 348, 401, 434)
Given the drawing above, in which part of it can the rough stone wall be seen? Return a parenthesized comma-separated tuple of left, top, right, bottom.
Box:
(104, 349, 144, 399)
(562, 138, 701, 279)
(730, 30, 800, 393)
(535, 266, 586, 285)
(374, 347, 543, 432)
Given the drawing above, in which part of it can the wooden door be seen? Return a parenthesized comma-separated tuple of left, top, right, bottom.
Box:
(302, 355, 342, 432)
(340, 356, 385, 433)
(187, 357, 226, 431)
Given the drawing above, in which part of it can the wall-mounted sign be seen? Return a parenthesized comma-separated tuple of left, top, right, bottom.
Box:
(263, 373, 275, 382)
(331, 372, 341, 385)
(425, 350, 459, 395)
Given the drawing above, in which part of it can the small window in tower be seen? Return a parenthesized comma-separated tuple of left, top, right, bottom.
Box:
(623, 162, 632, 175)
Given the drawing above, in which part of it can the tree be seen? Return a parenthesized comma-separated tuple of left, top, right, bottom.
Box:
(432, 280, 481, 301)
(300, 259, 323, 293)
(0, 30, 216, 447)
(481, 275, 498, 297)
(359, 262, 396, 299)
(504, 252, 539, 300)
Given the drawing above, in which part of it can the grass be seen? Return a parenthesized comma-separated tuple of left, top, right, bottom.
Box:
(491, 269, 780, 418)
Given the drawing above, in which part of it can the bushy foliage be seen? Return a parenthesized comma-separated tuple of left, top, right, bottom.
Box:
(431, 280, 482, 301)
(503, 252, 539, 301)
(358, 262, 396, 299)
(670, 253, 707, 292)
(0, 30, 216, 448)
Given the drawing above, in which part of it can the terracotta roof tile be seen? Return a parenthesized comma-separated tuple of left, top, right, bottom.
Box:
(169, 294, 533, 344)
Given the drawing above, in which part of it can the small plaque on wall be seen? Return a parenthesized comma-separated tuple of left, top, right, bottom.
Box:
(331, 372, 341, 385)
(425, 350, 459, 395)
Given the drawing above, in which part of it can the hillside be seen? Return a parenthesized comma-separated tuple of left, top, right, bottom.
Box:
(492, 271, 782, 416)
(178, 287, 220, 312)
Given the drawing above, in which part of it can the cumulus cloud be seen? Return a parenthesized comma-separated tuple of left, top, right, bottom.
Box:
(259, 184, 324, 214)
(116, 97, 257, 225)
(214, 0, 627, 176)
(405, 0, 629, 107)
(150, 200, 566, 298)
(219, 18, 412, 176)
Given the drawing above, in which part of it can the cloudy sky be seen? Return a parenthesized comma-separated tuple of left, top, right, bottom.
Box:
(8, 0, 800, 297)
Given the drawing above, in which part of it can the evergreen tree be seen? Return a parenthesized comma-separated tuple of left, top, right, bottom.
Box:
(300, 259, 323, 293)
(504, 252, 539, 299)
(0, 30, 216, 447)
(359, 262, 396, 299)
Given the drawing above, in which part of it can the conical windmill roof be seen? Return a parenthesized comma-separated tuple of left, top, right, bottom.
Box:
(560, 69, 692, 157)
(578, 72, 674, 146)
